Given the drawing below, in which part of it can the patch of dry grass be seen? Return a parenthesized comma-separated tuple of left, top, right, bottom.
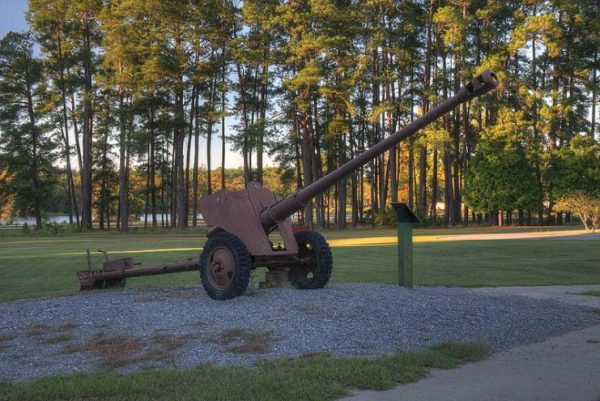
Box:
(62, 334, 147, 368)
(27, 324, 50, 337)
(27, 322, 79, 338)
(209, 328, 273, 354)
(62, 332, 198, 368)
(41, 334, 74, 344)
(135, 289, 201, 303)
(294, 302, 319, 315)
(27, 322, 80, 346)
(0, 333, 17, 342)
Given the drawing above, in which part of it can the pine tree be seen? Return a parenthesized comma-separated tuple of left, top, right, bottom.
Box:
(27, 0, 81, 226)
(0, 32, 57, 228)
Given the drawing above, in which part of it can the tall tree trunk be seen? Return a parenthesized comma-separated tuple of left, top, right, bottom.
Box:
(592, 50, 598, 139)
(57, 37, 78, 226)
(350, 123, 358, 227)
(80, 13, 94, 230)
(337, 131, 347, 229)
(144, 140, 150, 228)
(312, 97, 324, 227)
(235, 62, 251, 185)
(420, 0, 434, 219)
(430, 148, 438, 218)
(257, 63, 268, 184)
(118, 89, 129, 233)
(443, 145, 453, 225)
(299, 110, 314, 228)
(150, 105, 157, 227)
(25, 79, 41, 228)
(192, 91, 200, 227)
(207, 76, 216, 195)
(408, 137, 414, 209)
(221, 52, 227, 190)
(176, 86, 186, 229)
(67, 73, 83, 190)
(417, 146, 427, 218)
(185, 88, 195, 225)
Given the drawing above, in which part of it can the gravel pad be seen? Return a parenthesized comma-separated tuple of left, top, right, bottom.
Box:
(1, 284, 598, 382)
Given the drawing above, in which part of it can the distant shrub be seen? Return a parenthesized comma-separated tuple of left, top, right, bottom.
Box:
(362, 208, 375, 225)
(43, 222, 62, 234)
(421, 214, 450, 227)
(62, 224, 80, 234)
(375, 206, 397, 227)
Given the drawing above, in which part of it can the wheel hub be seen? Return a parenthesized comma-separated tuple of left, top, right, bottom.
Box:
(296, 242, 317, 279)
(207, 246, 235, 289)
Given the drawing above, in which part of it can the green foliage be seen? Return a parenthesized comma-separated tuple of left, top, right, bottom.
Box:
(548, 135, 600, 199)
(464, 109, 541, 212)
(578, 291, 600, 297)
(2, 0, 599, 229)
(375, 206, 397, 228)
(0, 32, 57, 226)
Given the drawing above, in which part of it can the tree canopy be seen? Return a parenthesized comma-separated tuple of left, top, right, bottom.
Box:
(0, 0, 598, 229)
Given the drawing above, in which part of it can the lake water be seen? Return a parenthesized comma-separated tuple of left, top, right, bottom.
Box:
(137, 214, 203, 222)
(0, 215, 73, 225)
(0, 214, 204, 226)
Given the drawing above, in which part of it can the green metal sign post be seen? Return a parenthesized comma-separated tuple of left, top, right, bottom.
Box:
(391, 203, 421, 288)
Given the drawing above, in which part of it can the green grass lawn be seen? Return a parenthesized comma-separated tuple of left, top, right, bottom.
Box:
(0, 342, 486, 401)
(0, 226, 598, 302)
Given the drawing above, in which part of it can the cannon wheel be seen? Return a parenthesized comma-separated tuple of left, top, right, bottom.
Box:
(200, 232, 251, 300)
(289, 230, 333, 289)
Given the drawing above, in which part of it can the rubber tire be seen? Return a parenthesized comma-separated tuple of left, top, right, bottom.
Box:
(200, 232, 251, 300)
(288, 230, 333, 289)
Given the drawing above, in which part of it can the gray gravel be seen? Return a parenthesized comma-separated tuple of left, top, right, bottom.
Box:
(0, 284, 598, 382)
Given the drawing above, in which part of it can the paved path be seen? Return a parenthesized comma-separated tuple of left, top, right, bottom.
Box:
(342, 285, 600, 401)
(473, 285, 600, 308)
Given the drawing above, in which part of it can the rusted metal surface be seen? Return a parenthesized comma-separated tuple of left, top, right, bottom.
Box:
(205, 246, 235, 290)
(199, 181, 298, 257)
(78, 258, 199, 290)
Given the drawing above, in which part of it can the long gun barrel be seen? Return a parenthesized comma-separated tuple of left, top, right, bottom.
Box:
(261, 70, 499, 228)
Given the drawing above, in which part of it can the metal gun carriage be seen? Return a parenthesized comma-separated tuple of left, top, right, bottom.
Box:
(77, 70, 498, 300)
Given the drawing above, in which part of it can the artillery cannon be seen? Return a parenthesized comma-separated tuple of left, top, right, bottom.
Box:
(77, 70, 498, 300)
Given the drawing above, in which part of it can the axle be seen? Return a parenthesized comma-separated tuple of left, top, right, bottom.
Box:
(77, 254, 312, 290)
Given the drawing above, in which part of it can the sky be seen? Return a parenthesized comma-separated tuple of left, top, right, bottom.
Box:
(0, 0, 28, 37)
(0, 0, 267, 170)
